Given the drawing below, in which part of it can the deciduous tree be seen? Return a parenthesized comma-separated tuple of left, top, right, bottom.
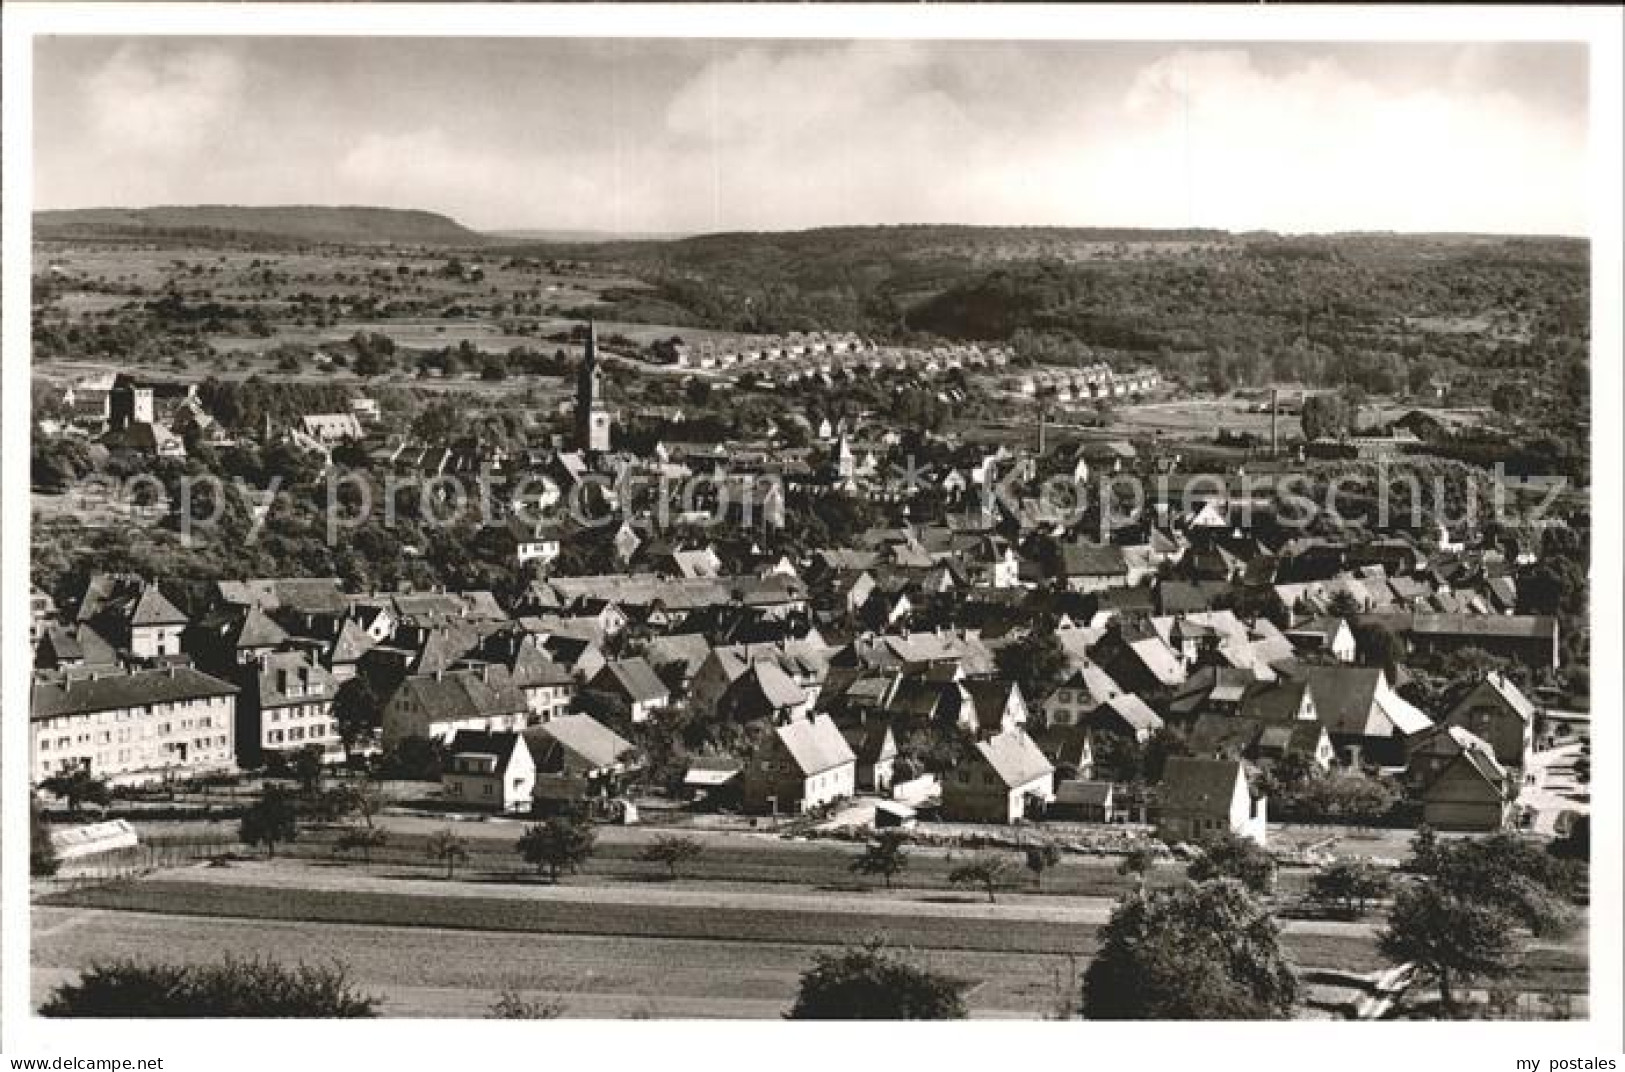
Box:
(517, 815, 597, 883)
(850, 831, 910, 890)
(787, 941, 968, 1020)
(949, 854, 1014, 904)
(239, 784, 299, 858)
(639, 834, 705, 880)
(1082, 880, 1297, 1019)
(426, 828, 471, 880)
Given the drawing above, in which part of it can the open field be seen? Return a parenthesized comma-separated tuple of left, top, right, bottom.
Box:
(34, 857, 1586, 1018)
(32, 907, 1079, 1019)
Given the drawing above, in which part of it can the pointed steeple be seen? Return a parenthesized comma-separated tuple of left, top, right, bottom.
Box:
(575, 320, 610, 452)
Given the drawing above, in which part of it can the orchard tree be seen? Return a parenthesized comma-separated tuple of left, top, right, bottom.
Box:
(950, 854, 1015, 904)
(639, 834, 705, 880)
(1025, 842, 1063, 889)
(517, 814, 597, 883)
(1116, 846, 1157, 893)
(850, 831, 910, 890)
(994, 630, 1070, 710)
(426, 828, 471, 880)
(332, 825, 389, 865)
(1309, 859, 1392, 917)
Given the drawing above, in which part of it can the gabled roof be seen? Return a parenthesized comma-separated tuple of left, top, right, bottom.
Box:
(1298, 666, 1431, 739)
(445, 730, 529, 776)
(1238, 679, 1311, 723)
(973, 729, 1054, 788)
(253, 650, 337, 706)
(1093, 693, 1163, 735)
(964, 679, 1023, 732)
(1159, 756, 1246, 816)
(390, 669, 530, 725)
(1118, 635, 1186, 688)
(130, 585, 189, 627)
(1055, 780, 1114, 806)
(37, 623, 119, 669)
(1448, 672, 1538, 724)
(774, 714, 856, 776)
(528, 714, 635, 772)
(329, 619, 375, 664)
(744, 659, 809, 709)
(230, 605, 289, 650)
(644, 633, 713, 677)
(593, 658, 670, 704)
(841, 721, 898, 765)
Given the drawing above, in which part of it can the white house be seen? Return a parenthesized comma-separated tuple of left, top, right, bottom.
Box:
(442, 730, 536, 812)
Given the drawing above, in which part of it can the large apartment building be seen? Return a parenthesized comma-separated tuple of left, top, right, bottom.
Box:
(31, 665, 238, 786)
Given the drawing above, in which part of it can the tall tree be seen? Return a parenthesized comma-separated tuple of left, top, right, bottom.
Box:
(1380, 884, 1516, 1015)
(1309, 859, 1392, 917)
(1186, 833, 1276, 894)
(994, 630, 1070, 709)
(239, 784, 299, 859)
(1082, 880, 1298, 1020)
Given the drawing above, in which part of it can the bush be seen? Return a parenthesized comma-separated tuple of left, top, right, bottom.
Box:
(787, 941, 968, 1020)
(41, 955, 377, 1017)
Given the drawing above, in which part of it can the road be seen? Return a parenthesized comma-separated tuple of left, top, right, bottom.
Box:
(1522, 743, 1589, 835)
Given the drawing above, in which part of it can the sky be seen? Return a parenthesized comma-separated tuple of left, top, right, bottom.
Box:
(32, 37, 1591, 236)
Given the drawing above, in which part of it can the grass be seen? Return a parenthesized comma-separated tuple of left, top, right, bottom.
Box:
(38, 870, 1403, 977)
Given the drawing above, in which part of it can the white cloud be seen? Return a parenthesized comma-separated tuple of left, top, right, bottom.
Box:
(84, 44, 246, 159)
(1113, 48, 1585, 234)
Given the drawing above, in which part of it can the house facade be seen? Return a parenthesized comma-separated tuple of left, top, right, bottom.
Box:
(234, 651, 342, 768)
(1441, 672, 1535, 771)
(940, 729, 1055, 824)
(1156, 756, 1267, 846)
(31, 667, 238, 786)
(442, 730, 536, 812)
(742, 714, 856, 814)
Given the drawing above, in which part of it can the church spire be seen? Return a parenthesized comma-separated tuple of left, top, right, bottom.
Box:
(575, 320, 611, 453)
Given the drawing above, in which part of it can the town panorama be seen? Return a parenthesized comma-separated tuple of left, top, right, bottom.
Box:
(28, 208, 1590, 1020)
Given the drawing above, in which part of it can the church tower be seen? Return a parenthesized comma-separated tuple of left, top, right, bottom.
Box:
(575, 321, 611, 453)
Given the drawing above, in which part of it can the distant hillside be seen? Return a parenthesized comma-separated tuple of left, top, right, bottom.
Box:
(489, 228, 689, 243)
(36, 205, 488, 247)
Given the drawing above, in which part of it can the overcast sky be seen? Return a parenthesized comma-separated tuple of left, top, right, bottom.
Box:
(33, 37, 1590, 236)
